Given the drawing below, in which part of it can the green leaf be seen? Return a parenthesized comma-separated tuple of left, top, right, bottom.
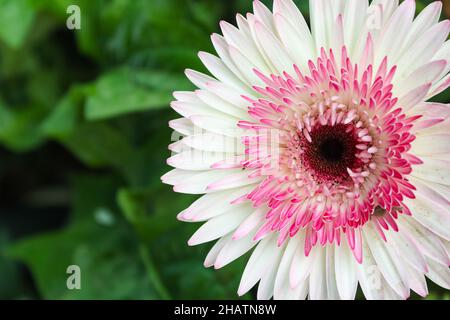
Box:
(129, 47, 205, 72)
(163, 259, 251, 300)
(0, 103, 46, 152)
(59, 122, 134, 169)
(7, 221, 158, 299)
(0, 0, 35, 48)
(85, 68, 191, 120)
(0, 100, 14, 132)
(70, 174, 122, 222)
(0, 230, 28, 299)
(148, 224, 252, 300)
(74, 0, 104, 61)
(117, 186, 195, 243)
(41, 85, 90, 138)
(187, 0, 226, 32)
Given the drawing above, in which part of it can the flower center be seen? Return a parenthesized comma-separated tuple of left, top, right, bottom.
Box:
(319, 138, 345, 162)
(303, 124, 358, 184)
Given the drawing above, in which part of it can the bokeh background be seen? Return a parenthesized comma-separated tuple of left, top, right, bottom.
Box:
(0, 0, 448, 300)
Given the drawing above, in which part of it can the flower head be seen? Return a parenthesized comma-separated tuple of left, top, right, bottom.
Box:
(163, 0, 450, 300)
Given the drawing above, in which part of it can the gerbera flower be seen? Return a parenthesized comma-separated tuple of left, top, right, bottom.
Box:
(162, 0, 450, 300)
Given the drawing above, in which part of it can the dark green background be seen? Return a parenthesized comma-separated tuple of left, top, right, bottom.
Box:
(0, 0, 448, 300)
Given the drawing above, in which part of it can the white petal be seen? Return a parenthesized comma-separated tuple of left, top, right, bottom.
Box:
(397, 20, 450, 76)
(363, 223, 409, 298)
(273, 13, 312, 72)
(204, 81, 252, 109)
(252, 18, 295, 75)
(385, 228, 428, 273)
(411, 133, 450, 156)
(411, 177, 450, 210)
(169, 118, 194, 136)
(405, 193, 450, 241)
(371, 0, 398, 20)
(188, 199, 251, 224)
(309, 248, 327, 300)
(162, 168, 201, 186)
(374, 0, 415, 66)
(309, 0, 333, 52)
(325, 246, 340, 300)
(402, 1, 442, 52)
(186, 69, 252, 110)
(214, 230, 258, 269)
(185, 69, 216, 90)
(183, 132, 243, 154)
(368, 0, 399, 42)
(238, 235, 277, 296)
(273, 0, 307, 29)
(168, 150, 235, 171)
(171, 100, 234, 120)
(394, 60, 446, 97)
(381, 279, 404, 300)
(356, 239, 385, 300)
(173, 91, 198, 103)
(343, 0, 369, 58)
(228, 45, 266, 85)
(188, 204, 251, 246)
(433, 40, 450, 77)
(220, 19, 269, 72)
(397, 83, 432, 112)
(236, 13, 252, 38)
(274, 236, 308, 300)
(196, 89, 250, 120)
(204, 234, 232, 267)
(330, 14, 344, 56)
(273, 0, 315, 68)
(335, 240, 358, 300)
(198, 51, 248, 92)
(415, 117, 450, 135)
(399, 216, 450, 267)
(417, 180, 450, 201)
(406, 264, 429, 297)
(181, 186, 253, 221)
(428, 73, 450, 99)
(207, 170, 262, 192)
(408, 102, 450, 118)
(190, 115, 239, 137)
(426, 258, 450, 289)
(290, 233, 316, 288)
(257, 245, 283, 300)
(443, 240, 450, 257)
(211, 34, 248, 85)
(411, 157, 450, 186)
(331, 0, 345, 17)
(253, 0, 275, 32)
(168, 139, 187, 153)
(232, 206, 266, 240)
(172, 169, 243, 194)
(273, 0, 315, 54)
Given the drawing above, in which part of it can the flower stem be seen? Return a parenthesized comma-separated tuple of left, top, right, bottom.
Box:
(139, 244, 171, 300)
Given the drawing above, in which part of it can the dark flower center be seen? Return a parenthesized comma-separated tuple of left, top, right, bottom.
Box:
(303, 124, 360, 184)
(319, 138, 345, 162)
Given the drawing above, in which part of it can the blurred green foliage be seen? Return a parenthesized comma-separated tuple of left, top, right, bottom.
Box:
(0, 0, 448, 300)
